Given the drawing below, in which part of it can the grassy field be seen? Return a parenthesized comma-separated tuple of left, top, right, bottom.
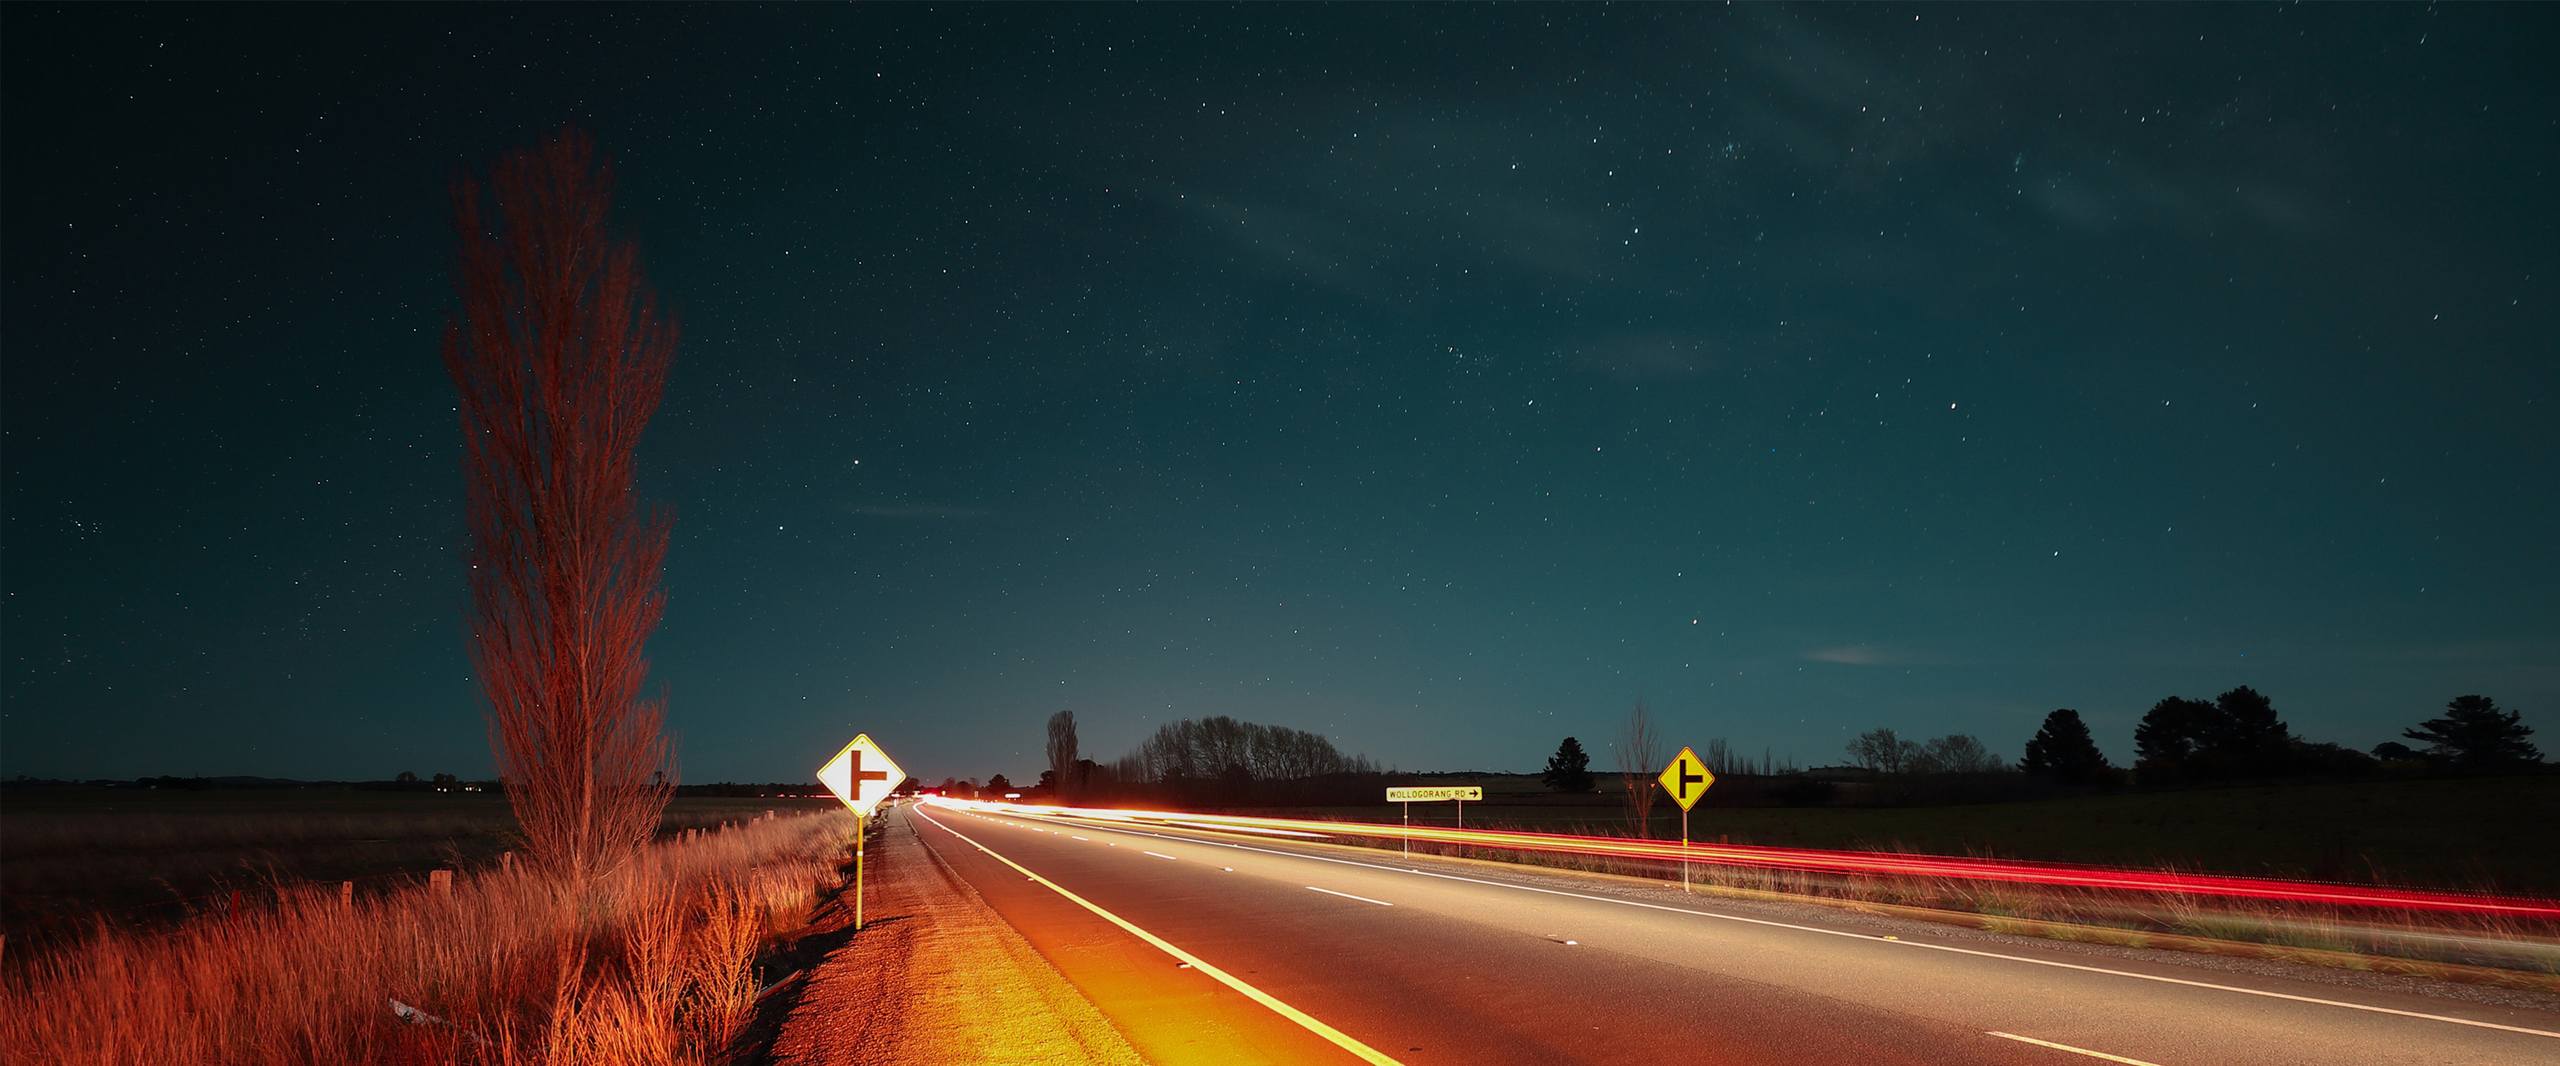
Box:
(0, 788, 841, 947)
(0, 810, 856, 1064)
(1286, 773, 2560, 896)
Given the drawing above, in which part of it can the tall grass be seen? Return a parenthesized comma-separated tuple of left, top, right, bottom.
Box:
(0, 812, 852, 1065)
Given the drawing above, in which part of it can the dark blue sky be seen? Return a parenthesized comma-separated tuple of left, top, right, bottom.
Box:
(5, 5, 2554, 783)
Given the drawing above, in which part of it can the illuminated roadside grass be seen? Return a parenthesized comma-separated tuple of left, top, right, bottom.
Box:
(0, 813, 855, 1065)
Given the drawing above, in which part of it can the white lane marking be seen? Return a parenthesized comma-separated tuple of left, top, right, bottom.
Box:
(1071, 835, 1090, 841)
(913, 809, 1403, 1066)
(1143, 851, 1179, 861)
(1307, 885, 1395, 907)
(1000, 811, 2560, 1042)
(1986, 1032, 2161, 1065)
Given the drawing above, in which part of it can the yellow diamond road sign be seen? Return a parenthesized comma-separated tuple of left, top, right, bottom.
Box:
(818, 733, 906, 816)
(1658, 746, 1715, 811)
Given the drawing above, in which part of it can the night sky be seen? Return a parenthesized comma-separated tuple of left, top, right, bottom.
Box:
(5, 5, 2554, 785)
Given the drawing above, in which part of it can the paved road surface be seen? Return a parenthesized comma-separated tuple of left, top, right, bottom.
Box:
(905, 802, 2560, 1065)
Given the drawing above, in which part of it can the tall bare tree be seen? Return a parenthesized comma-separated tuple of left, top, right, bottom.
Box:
(1045, 710, 1080, 796)
(1616, 699, 1662, 837)
(446, 130, 677, 885)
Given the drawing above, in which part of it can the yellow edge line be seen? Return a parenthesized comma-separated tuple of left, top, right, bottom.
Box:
(917, 808, 1405, 1066)
(1986, 1031, 2162, 1065)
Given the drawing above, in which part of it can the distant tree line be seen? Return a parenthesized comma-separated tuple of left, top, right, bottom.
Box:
(2015, 689, 2539, 788)
(1109, 715, 1381, 784)
(982, 712, 1387, 808)
(1527, 689, 2541, 810)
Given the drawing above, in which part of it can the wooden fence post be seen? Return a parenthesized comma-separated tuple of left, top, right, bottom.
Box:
(430, 869, 454, 897)
(500, 851, 514, 874)
(341, 881, 355, 911)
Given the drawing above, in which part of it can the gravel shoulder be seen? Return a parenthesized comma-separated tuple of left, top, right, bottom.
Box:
(762, 808, 1144, 1066)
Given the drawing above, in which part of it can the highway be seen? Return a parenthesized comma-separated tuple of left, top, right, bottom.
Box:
(905, 800, 2560, 1065)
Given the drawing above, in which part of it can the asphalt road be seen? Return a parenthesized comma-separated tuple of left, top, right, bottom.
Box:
(904, 801, 2560, 1066)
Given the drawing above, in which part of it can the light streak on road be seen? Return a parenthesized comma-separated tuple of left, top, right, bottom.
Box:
(914, 807, 1406, 1065)
(926, 797, 2560, 919)
(950, 803, 2560, 1042)
(1306, 886, 1395, 907)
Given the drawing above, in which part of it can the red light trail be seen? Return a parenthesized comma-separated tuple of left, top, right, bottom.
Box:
(926, 798, 2560, 920)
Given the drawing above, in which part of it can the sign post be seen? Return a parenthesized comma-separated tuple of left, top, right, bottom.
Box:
(1384, 786, 1483, 858)
(1656, 747, 1715, 891)
(818, 733, 907, 930)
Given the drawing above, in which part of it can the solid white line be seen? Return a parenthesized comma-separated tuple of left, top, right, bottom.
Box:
(992, 810, 2560, 1042)
(1986, 1032, 2161, 1065)
(1071, 835, 1090, 841)
(1143, 851, 1179, 861)
(1307, 885, 1395, 907)
(913, 808, 1404, 1065)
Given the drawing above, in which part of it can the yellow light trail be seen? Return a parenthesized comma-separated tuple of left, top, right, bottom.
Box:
(915, 806, 1406, 1066)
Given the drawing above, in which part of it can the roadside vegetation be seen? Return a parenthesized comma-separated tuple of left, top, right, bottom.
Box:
(0, 788, 842, 949)
(0, 811, 853, 1064)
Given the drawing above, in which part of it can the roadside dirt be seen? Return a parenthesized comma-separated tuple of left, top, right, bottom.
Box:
(755, 808, 1143, 1066)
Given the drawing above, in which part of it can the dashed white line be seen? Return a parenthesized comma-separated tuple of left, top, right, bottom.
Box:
(1307, 885, 1395, 907)
(1143, 851, 1179, 861)
(1987, 1032, 2161, 1065)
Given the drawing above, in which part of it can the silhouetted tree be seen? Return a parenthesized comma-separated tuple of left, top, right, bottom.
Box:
(2202, 685, 2293, 776)
(447, 129, 676, 884)
(2020, 709, 2110, 785)
(1037, 769, 1058, 793)
(1615, 699, 1662, 836)
(1113, 715, 1377, 783)
(396, 770, 420, 784)
(1845, 728, 1920, 774)
(2133, 696, 2214, 782)
(987, 773, 1013, 794)
(1543, 736, 1594, 792)
(2285, 739, 2379, 777)
(2403, 695, 2542, 769)
(2371, 741, 2422, 762)
(1910, 734, 2006, 774)
(1046, 710, 1080, 797)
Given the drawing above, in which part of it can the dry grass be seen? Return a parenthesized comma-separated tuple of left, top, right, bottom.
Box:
(0, 812, 854, 1065)
(0, 792, 840, 947)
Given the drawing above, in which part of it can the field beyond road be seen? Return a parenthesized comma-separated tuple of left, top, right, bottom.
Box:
(1266, 773, 2560, 896)
(0, 786, 842, 947)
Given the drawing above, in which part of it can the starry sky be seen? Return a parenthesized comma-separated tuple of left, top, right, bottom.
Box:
(4, 5, 2555, 784)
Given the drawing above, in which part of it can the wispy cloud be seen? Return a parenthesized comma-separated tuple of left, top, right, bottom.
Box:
(846, 502, 990, 520)
(1803, 644, 1916, 667)
(1572, 334, 1713, 382)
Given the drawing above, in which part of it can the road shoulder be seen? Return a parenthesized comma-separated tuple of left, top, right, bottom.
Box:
(761, 807, 1144, 1066)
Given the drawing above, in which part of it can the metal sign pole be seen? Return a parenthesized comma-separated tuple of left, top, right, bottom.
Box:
(1456, 796, 1463, 829)
(1403, 801, 1411, 858)
(1680, 806, 1690, 891)
(855, 809, 868, 930)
